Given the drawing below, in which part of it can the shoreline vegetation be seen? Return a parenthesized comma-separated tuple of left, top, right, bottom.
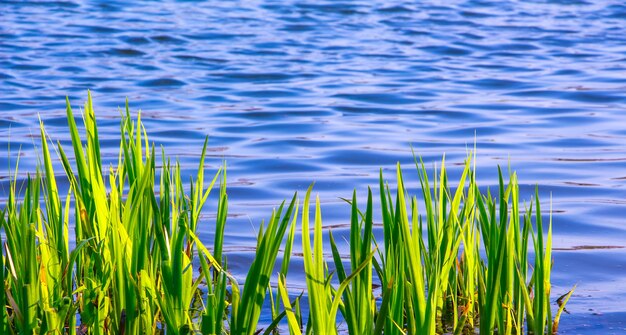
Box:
(1, 93, 573, 335)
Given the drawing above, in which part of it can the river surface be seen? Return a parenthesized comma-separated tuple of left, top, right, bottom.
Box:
(2, 0, 626, 333)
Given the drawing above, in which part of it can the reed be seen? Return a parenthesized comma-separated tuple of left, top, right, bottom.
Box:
(1, 94, 572, 334)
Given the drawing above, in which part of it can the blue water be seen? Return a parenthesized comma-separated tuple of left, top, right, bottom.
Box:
(2, 0, 626, 333)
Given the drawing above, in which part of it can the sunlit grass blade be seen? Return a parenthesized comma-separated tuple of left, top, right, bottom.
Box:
(278, 275, 303, 335)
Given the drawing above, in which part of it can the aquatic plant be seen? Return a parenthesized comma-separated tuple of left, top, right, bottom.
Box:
(0, 93, 572, 334)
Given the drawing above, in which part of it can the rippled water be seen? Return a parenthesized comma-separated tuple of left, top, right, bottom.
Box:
(2, 0, 626, 333)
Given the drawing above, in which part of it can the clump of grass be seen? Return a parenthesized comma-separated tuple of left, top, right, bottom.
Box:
(1, 93, 573, 334)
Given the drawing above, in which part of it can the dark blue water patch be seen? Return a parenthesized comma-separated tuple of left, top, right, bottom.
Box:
(543, 0, 589, 8)
(606, 5, 626, 18)
(174, 55, 228, 65)
(232, 48, 289, 57)
(253, 42, 288, 51)
(97, 86, 127, 93)
(122, 62, 161, 71)
(251, 137, 336, 149)
(542, 137, 611, 152)
(406, 65, 443, 73)
(47, 33, 88, 41)
(48, 50, 93, 59)
(194, 95, 239, 103)
(0, 102, 39, 111)
(376, 5, 414, 13)
(94, 1, 126, 12)
(431, 126, 510, 138)
(119, 35, 151, 45)
(0, 118, 25, 129)
(2, 1, 79, 8)
(452, 41, 493, 52)
(321, 149, 409, 167)
(459, 10, 496, 18)
(232, 111, 294, 121)
(42, 116, 76, 128)
(151, 129, 208, 140)
(540, 38, 580, 49)
(460, 78, 536, 90)
(0, 72, 15, 80)
(210, 72, 299, 83)
(509, 89, 626, 103)
(551, 68, 585, 76)
(471, 63, 541, 73)
(73, 76, 115, 84)
(521, 106, 587, 115)
(235, 89, 300, 98)
(332, 93, 427, 105)
(279, 24, 316, 32)
(451, 103, 523, 111)
(420, 45, 472, 56)
(261, 109, 337, 118)
(488, 52, 551, 62)
(217, 121, 322, 135)
(588, 74, 626, 84)
(67, 24, 122, 34)
(404, 90, 440, 98)
(137, 78, 186, 87)
(499, 42, 541, 51)
(553, 51, 602, 59)
(295, 3, 366, 15)
(9, 63, 50, 71)
(332, 105, 416, 115)
(260, 101, 318, 109)
(150, 35, 187, 44)
(3, 81, 43, 91)
(458, 32, 485, 41)
(105, 48, 146, 57)
(182, 32, 256, 41)
(56, 66, 85, 73)
(400, 29, 431, 37)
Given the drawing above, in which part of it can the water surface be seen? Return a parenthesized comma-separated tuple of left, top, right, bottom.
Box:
(2, 1, 626, 333)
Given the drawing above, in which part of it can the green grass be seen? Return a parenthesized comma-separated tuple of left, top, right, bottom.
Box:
(0, 93, 573, 334)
